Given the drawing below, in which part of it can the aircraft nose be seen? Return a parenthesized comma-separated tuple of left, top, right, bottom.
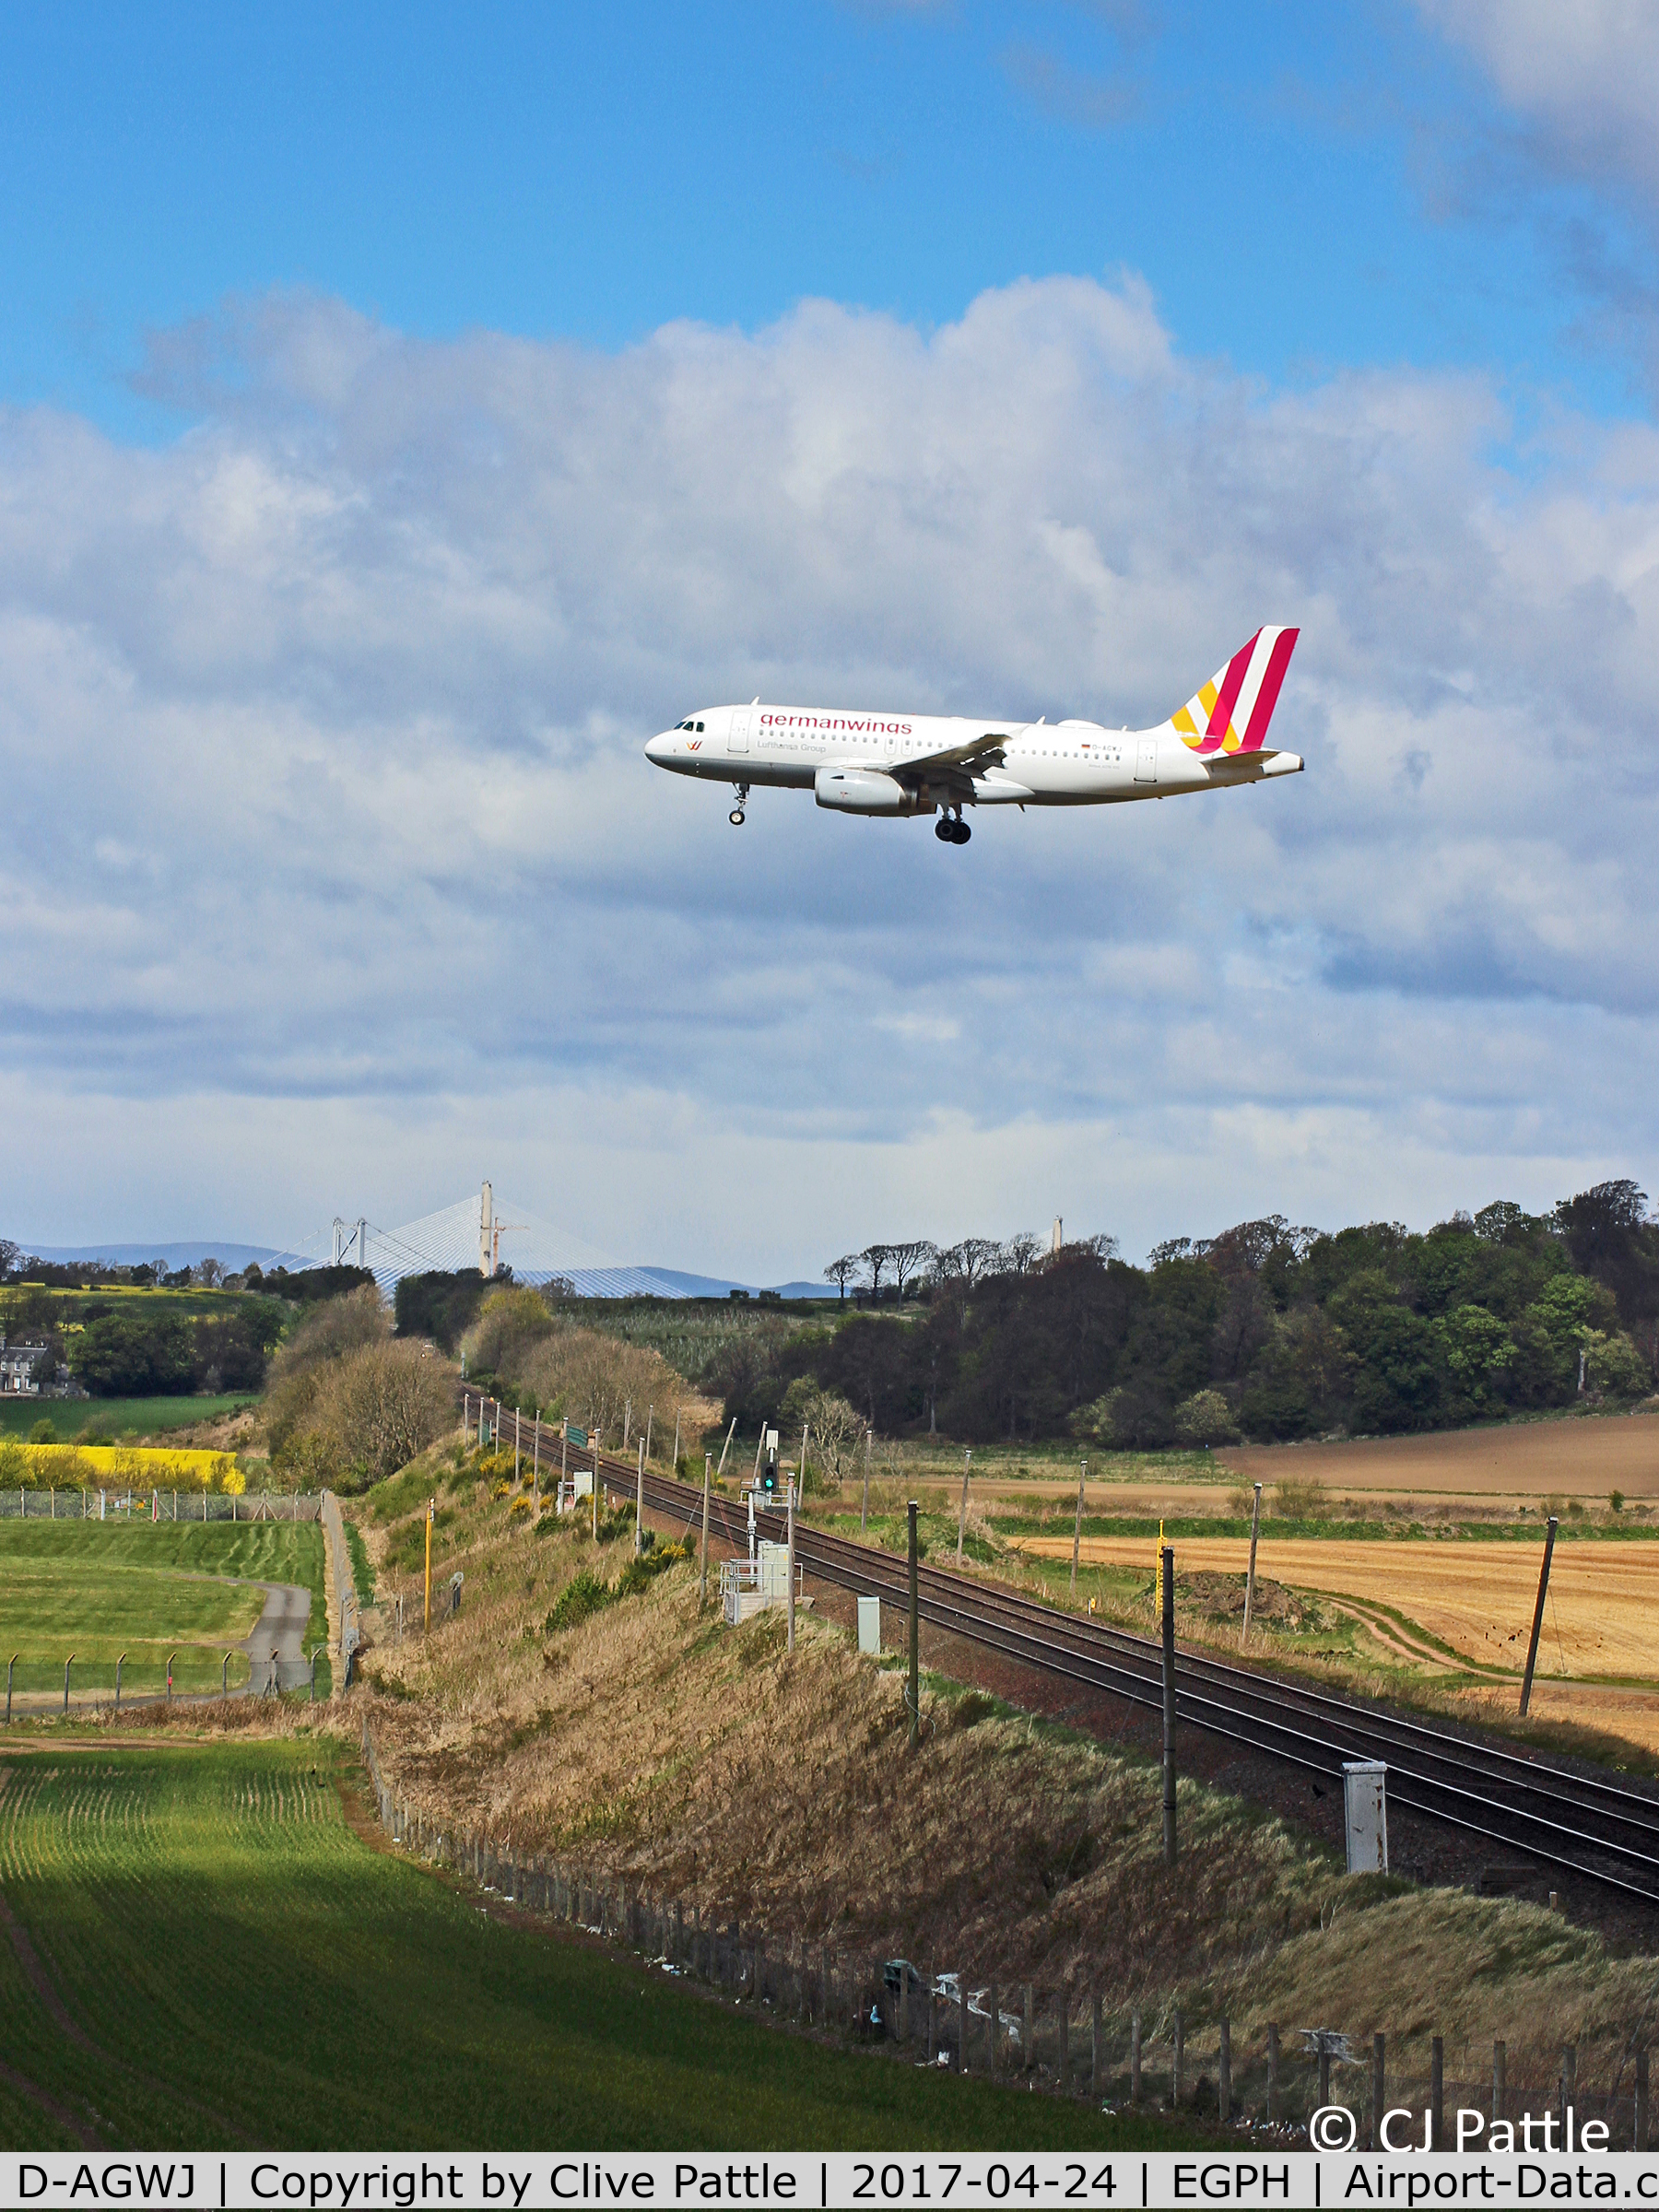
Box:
(645, 732, 673, 764)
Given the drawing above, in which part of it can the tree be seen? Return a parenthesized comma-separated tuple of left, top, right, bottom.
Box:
(860, 1243, 895, 1300)
(779, 1382, 864, 1493)
(292, 1341, 454, 1488)
(823, 1254, 861, 1304)
(929, 1238, 1003, 1324)
(888, 1240, 938, 1300)
(71, 1310, 195, 1396)
(0, 1239, 18, 1283)
(1000, 1231, 1041, 1276)
(196, 1257, 224, 1288)
(1173, 1389, 1240, 1446)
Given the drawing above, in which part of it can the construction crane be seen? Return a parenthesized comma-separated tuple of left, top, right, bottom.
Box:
(477, 1181, 527, 1278)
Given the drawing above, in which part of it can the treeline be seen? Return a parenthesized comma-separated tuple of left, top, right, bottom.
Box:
(0, 1288, 286, 1398)
(0, 1265, 377, 1400)
(0, 1236, 373, 1300)
(721, 1182, 1659, 1446)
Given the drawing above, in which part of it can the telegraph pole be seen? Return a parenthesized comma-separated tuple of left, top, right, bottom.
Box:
(635, 1438, 645, 1556)
(957, 1448, 971, 1565)
(1520, 1514, 1559, 1717)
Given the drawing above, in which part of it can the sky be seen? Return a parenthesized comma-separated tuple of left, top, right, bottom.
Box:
(4, 0, 1659, 1277)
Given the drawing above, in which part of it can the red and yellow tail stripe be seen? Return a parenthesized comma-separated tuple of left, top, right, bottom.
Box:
(1171, 627, 1299, 754)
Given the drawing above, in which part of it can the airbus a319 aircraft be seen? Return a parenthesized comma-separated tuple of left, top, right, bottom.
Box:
(645, 627, 1301, 844)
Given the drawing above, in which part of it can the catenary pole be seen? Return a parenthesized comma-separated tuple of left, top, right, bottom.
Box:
(1241, 1482, 1263, 1648)
(1161, 1543, 1177, 1866)
(957, 1448, 972, 1565)
(908, 1500, 920, 1749)
(700, 1453, 712, 1606)
(786, 1477, 796, 1656)
(1070, 1458, 1087, 1598)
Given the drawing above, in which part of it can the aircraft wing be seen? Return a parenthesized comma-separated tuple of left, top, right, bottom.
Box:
(892, 731, 1015, 781)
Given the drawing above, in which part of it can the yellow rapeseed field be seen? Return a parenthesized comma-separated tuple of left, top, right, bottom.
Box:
(0, 1441, 245, 1490)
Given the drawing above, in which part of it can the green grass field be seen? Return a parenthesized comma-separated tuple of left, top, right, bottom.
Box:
(0, 1522, 327, 1699)
(0, 1739, 1190, 2153)
(0, 1394, 256, 1441)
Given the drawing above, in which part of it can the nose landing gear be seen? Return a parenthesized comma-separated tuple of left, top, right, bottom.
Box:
(935, 811, 971, 845)
(730, 782, 749, 827)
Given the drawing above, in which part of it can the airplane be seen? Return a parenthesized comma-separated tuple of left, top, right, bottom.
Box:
(644, 627, 1301, 844)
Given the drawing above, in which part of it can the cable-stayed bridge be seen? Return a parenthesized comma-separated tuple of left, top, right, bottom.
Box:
(291, 1186, 807, 1300)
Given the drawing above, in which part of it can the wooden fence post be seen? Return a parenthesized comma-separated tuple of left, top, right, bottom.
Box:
(1637, 2048, 1649, 2153)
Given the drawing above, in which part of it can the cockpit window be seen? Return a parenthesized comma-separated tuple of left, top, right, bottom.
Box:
(696, 722, 704, 732)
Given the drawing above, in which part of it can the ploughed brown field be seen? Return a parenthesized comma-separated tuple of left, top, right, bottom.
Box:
(1216, 1410, 1659, 1504)
(870, 1408, 1659, 1521)
(1012, 1527, 1659, 1752)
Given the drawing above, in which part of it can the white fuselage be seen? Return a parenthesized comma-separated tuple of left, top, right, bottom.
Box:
(645, 702, 1301, 808)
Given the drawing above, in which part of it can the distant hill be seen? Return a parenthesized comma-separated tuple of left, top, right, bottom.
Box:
(22, 1243, 829, 1300)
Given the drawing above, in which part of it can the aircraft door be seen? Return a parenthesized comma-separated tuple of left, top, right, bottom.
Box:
(730, 711, 750, 754)
(1135, 736, 1159, 784)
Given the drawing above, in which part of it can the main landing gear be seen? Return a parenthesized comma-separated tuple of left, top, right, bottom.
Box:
(729, 782, 749, 827)
(935, 812, 971, 845)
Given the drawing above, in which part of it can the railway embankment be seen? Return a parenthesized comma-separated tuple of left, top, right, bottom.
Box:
(341, 1429, 1659, 2135)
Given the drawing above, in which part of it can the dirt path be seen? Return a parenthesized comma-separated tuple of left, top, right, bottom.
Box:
(241, 1580, 312, 1695)
(0, 2055, 100, 2148)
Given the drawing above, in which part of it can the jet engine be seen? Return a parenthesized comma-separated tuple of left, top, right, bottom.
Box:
(814, 766, 925, 815)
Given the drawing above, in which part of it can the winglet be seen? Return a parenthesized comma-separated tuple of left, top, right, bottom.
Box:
(1170, 628, 1299, 755)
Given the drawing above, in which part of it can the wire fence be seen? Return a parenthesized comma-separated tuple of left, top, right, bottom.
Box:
(358, 1716, 1655, 2148)
(0, 1488, 321, 1522)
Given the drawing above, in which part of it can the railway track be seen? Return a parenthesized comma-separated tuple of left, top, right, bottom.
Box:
(473, 1395, 1659, 1907)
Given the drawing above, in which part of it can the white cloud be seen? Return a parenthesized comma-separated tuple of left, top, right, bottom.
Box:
(1418, 2, 1659, 202)
(2, 276, 1656, 1274)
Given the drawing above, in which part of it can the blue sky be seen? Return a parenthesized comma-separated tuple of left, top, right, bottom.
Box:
(4, 2, 1650, 429)
(3, 1, 1658, 1274)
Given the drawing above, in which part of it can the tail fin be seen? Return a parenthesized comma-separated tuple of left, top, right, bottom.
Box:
(1170, 627, 1299, 755)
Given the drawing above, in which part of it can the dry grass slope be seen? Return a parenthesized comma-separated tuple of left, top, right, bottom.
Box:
(347, 1441, 1659, 2125)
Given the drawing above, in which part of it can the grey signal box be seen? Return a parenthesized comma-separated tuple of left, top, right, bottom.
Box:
(1342, 1759, 1388, 1873)
(856, 1594, 880, 1655)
